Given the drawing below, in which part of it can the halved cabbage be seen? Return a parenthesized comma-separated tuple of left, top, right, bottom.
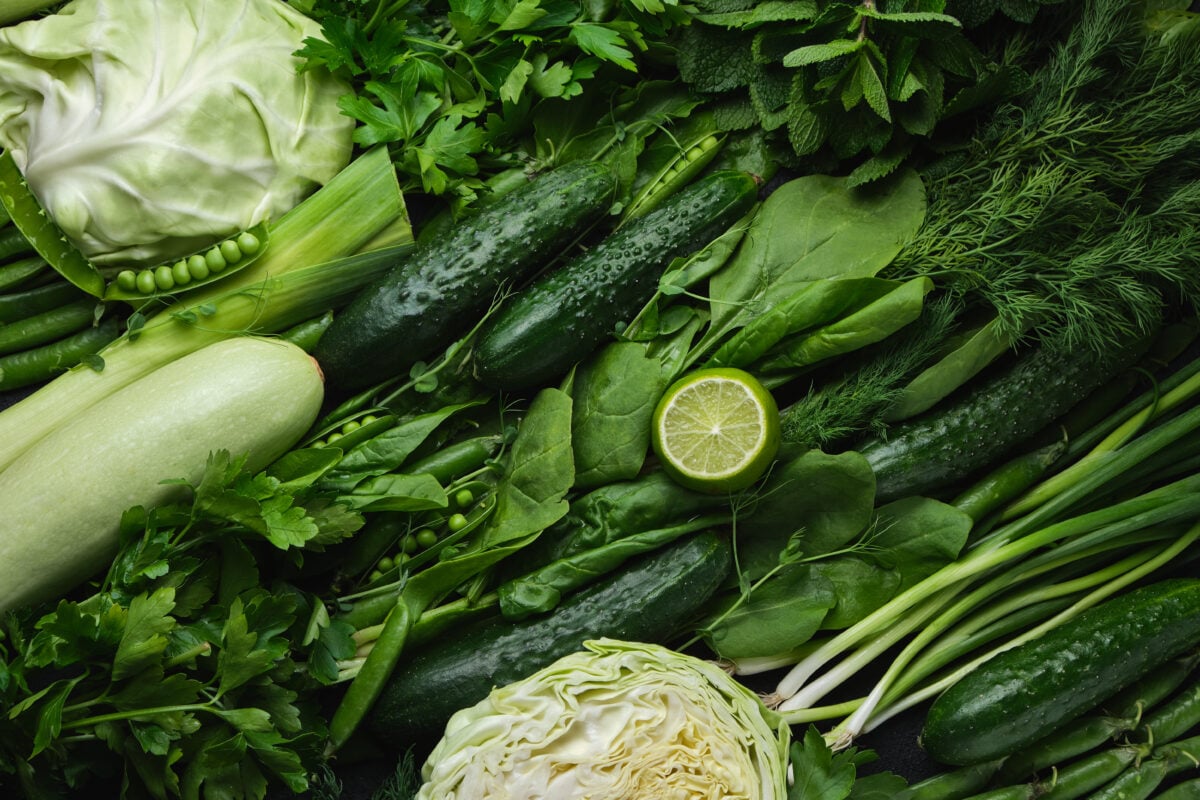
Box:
(0, 0, 353, 266)
(417, 638, 791, 800)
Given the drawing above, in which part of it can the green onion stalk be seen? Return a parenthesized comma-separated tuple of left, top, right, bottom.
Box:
(0, 146, 410, 473)
(762, 362, 1200, 747)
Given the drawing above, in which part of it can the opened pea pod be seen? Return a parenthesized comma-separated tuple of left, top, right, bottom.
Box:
(104, 224, 269, 301)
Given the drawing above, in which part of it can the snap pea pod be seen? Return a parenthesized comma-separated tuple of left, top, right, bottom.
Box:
(1087, 735, 1200, 800)
(278, 310, 333, 352)
(909, 761, 1004, 800)
(0, 317, 121, 391)
(1155, 778, 1200, 799)
(0, 299, 97, 356)
(997, 654, 1200, 784)
(0, 225, 32, 262)
(0, 255, 48, 292)
(0, 281, 89, 324)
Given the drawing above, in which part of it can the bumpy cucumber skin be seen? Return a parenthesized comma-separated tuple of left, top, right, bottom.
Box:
(472, 170, 759, 391)
(921, 579, 1200, 766)
(366, 530, 732, 745)
(314, 162, 616, 392)
(860, 334, 1152, 503)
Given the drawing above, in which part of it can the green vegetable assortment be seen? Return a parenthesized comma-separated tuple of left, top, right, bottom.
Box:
(2, 0, 1200, 798)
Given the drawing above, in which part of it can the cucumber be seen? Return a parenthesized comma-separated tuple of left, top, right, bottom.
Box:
(0, 336, 324, 613)
(366, 529, 732, 745)
(471, 170, 759, 391)
(920, 578, 1200, 766)
(314, 161, 616, 392)
(859, 332, 1153, 503)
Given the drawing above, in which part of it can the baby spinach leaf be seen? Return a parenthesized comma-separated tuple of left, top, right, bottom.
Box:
(571, 342, 667, 489)
(869, 496, 971, 589)
(321, 400, 482, 490)
(884, 313, 1020, 422)
(693, 169, 925, 360)
(817, 556, 903, 630)
(700, 563, 838, 659)
(707, 277, 907, 369)
(738, 449, 877, 578)
(477, 387, 576, 549)
(754, 276, 932, 373)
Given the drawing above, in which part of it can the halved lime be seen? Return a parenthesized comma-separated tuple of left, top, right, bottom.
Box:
(651, 367, 781, 493)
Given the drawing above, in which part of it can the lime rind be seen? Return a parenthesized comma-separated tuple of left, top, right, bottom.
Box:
(652, 367, 781, 493)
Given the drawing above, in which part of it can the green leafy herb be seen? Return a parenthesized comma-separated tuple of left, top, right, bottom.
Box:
(0, 452, 362, 798)
(296, 0, 691, 197)
(675, 0, 1053, 185)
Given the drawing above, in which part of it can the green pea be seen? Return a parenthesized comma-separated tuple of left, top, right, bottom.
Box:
(237, 231, 261, 254)
(219, 238, 242, 264)
(171, 260, 192, 285)
(454, 488, 475, 508)
(686, 145, 706, 162)
(342, 419, 362, 434)
(153, 265, 176, 291)
(116, 270, 138, 292)
(135, 269, 157, 294)
(416, 528, 439, 549)
(368, 569, 383, 582)
(326, 431, 343, 443)
(187, 254, 210, 280)
(402, 534, 420, 554)
(361, 414, 378, 425)
(204, 246, 227, 273)
(447, 513, 468, 532)
(701, 135, 720, 151)
(377, 556, 394, 572)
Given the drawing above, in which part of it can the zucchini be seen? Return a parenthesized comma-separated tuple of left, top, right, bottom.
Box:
(859, 332, 1153, 503)
(920, 578, 1200, 766)
(366, 529, 732, 745)
(471, 170, 760, 391)
(0, 336, 324, 613)
(314, 161, 617, 392)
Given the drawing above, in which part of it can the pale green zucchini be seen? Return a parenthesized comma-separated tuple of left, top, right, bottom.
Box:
(0, 336, 324, 613)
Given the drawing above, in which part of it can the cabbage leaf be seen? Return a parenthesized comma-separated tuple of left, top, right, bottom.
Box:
(418, 638, 791, 799)
(0, 0, 354, 266)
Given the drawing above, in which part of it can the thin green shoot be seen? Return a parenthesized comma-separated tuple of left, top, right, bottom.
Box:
(831, 527, 1195, 744)
(839, 523, 1200, 744)
(773, 454, 1200, 706)
(1003, 356, 1200, 518)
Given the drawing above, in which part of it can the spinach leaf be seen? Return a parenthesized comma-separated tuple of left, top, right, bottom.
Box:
(692, 169, 925, 360)
(700, 563, 838, 659)
(497, 517, 724, 620)
(571, 342, 667, 489)
(737, 448, 877, 579)
(754, 276, 932, 374)
(884, 314, 1019, 422)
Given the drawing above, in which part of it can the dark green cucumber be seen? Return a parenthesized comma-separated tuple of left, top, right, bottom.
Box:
(859, 332, 1153, 503)
(366, 529, 732, 744)
(471, 170, 759, 391)
(920, 579, 1200, 767)
(314, 161, 616, 392)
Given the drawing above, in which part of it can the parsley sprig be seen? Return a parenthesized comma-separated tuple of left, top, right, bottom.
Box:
(294, 0, 691, 198)
(0, 452, 360, 799)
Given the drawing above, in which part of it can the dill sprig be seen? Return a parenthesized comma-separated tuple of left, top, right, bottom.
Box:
(779, 297, 961, 450)
(888, 1, 1200, 352)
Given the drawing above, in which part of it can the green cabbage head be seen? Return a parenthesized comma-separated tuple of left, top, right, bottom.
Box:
(417, 638, 791, 799)
(0, 0, 354, 266)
